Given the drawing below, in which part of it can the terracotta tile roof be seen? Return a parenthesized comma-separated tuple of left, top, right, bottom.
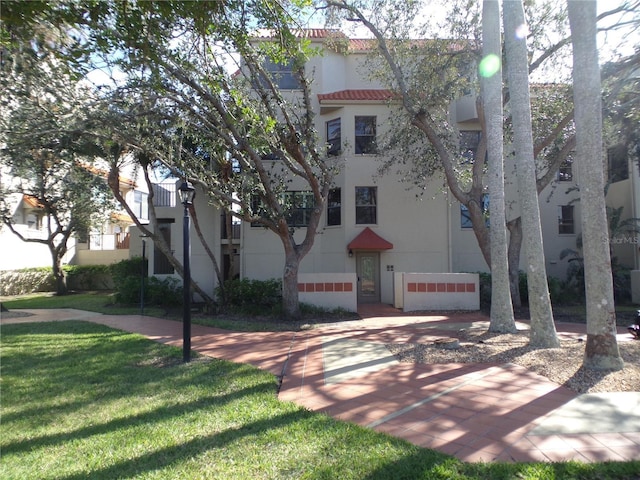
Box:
(318, 89, 398, 103)
(302, 29, 347, 39)
(22, 195, 44, 209)
(83, 164, 137, 188)
(252, 28, 347, 40)
(110, 212, 133, 223)
(348, 227, 393, 250)
(347, 39, 378, 52)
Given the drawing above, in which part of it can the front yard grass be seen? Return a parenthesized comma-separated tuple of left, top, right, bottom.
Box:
(1, 291, 167, 318)
(2, 320, 639, 479)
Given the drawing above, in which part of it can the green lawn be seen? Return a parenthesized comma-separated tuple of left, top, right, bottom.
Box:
(2, 320, 640, 479)
(1, 291, 167, 317)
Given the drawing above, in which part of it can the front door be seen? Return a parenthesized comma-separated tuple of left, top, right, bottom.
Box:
(356, 252, 380, 303)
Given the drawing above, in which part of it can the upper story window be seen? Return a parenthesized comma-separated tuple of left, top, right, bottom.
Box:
(327, 188, 341, 226)
(263, 59, 301, 90)
(250, 194, 267, 227)
(284, 191, 315, 227)
(355, 186, 377, 224)
(558, 205, 575, 235)
(460, 130, 481, 163)
(557, 158, 573, 182)
(26, 213, 42, 230)
(460, 194, 489, 229)
(326, 118, 341, 156)
(355, 116, 377, 154)
(608, 144, 628, 183)
(133, 190, 149, 220)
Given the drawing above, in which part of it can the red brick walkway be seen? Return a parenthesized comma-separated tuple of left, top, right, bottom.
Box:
(3, 307, 639, 463)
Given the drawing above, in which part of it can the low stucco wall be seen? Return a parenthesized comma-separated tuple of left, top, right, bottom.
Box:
(298, 273, 357, 312)
(74, 249, 130, 266)
(396, 272, 480, 312)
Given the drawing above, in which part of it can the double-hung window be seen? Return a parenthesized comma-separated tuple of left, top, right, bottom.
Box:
(355, 187, 377, 224)
(133, 190, 149, 221)
(327, 188, 341, 226)
(284, 191, 315, 227)
(557, 159, 573, 182)
(355, 116, 376, 154)
(263, 59, 300, 90)
(558, 205, 575, 234)
(326, 118, 341, 156)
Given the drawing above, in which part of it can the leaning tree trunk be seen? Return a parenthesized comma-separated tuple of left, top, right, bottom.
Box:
(482, 0, 516, 332)
(568, 0, 623, 370)
(504, 0, 559, 348)
(189, 203, 224, 308)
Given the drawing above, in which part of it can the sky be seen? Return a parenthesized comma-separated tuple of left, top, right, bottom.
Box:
(84, 1, 638, 87)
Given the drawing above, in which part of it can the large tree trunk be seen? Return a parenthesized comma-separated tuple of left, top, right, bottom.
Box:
(568, 0, 623, 371)
(51, 252, 68, 296)
(282, 248, 301, 319)
(482, 0, 516, 333)
(507, 217, 523, 308)
(504, 0, 559, 348)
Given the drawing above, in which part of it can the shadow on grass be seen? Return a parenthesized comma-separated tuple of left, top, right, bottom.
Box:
(2, 382, 273, 456)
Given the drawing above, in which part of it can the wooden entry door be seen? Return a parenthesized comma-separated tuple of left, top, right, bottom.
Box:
(356, 252, 380, 303)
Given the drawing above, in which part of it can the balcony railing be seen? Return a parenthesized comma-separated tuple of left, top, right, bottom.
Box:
(152, 183, 177, 207)
(89, 232, 130, 250)
(220, 214, 241, 239)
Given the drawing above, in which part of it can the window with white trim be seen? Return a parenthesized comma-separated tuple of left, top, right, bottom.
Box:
(326, 118, 341, 156)
(327, 188, 341, 226)
(355, 187, 377, 224)
(355, 116, 376, 154)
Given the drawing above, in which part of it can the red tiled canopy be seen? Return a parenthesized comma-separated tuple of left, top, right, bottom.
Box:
(318, 89, 398, 102)
(347, 227, 393, 251)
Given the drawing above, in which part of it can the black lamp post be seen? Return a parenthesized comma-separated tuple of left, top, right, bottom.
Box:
(179, 180, 196, 363)
(140, 236, 147, 315)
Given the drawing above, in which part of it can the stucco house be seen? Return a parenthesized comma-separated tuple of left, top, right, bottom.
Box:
(0, 159, 147, 271)
(128, 29, 627, 313)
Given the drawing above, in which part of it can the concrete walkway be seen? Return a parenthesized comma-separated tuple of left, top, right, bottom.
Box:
(2, 307, 639, 463)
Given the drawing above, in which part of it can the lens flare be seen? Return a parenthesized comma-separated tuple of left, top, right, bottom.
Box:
(479, 54, 501, 78)
(515, 23, 529, 40)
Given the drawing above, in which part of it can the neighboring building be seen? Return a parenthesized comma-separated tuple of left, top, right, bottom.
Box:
(71, 161, 148, 266)
(129, 30, 594, 311)
(0, 159, 147, 270)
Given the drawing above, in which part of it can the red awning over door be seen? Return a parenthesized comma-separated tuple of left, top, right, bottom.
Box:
(347, 227, 393, 251)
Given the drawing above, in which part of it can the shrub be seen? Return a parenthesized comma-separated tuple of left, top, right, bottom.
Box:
(65, 265, 113, 290)
(217, 278, 282, 312)
(109, 257, 181, 307)
(477, 271, 492, 311)
(0, 268, 54, 296)
(519, 271, 570, 306)
(147, 276, 182, 307)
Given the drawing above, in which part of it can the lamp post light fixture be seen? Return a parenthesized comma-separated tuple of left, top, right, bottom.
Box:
(179, 180, 196, 363)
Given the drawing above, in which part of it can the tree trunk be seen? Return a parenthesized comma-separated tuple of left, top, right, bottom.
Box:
(507, 217, 523, 308)
(482, 0, 516, 333)
(51, 253, 68, 296)
(189, 203, 223, 308)
(504, 0, 559, 348)
(282, 249, 300, 319)
(568, 0, 623, 370)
